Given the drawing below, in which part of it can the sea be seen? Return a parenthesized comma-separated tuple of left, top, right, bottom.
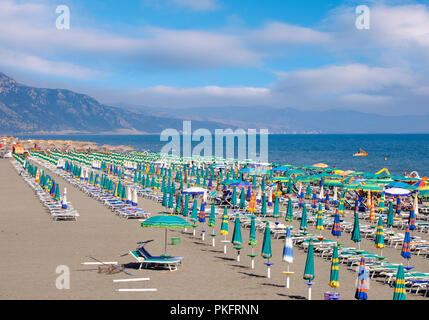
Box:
(15, 134, 429, 177)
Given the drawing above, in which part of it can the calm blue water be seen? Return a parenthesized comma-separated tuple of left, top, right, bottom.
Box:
(16, 134, 429, 177)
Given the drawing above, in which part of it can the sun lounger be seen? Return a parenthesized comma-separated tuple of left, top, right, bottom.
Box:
(129, 251, 182, 271)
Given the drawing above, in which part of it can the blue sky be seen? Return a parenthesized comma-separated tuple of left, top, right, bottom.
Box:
(1, 0, 429, 115)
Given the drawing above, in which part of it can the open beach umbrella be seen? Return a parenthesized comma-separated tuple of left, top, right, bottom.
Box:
(300, 206, 308, 230)
(331, 210, 341, 238)
(387, 201, 394, 229)
(329, 245, 340, 290)
(316, 203, 324, 232)
(285, 198, 294, 222)
(401, 226, 411, 267)
(393, 265, 406, 300)
(141, 215, 192, 255)
(303, 241, 315, 300)
(374, 216, 385, 255)
(355, 257, 369, 300)
(261, 222, 273, 278)
(351, 212, 361, 249)
(232, 215, 243, 261)
(273, 195, 279, 218)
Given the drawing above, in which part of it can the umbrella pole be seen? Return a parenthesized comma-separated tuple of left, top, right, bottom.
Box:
(286, 264, 290, 289)
(223, 235, 227, 254)
(212, 228, 215, 247)
(164, 228, 168, 256)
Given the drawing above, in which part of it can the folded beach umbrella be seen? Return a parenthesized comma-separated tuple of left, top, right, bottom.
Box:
(239, 188, 246, 209)
(285, 198, 294, 222)
(208, 202, 216, 245)
(190, 199, 198, 223)
(316, 203, 324, 232)
(393, 265, 406, 300)
(248, 192, 256, 213)
(273, 195, 280, 218)
(401, 226, 411, 266)
(387, 201, 394, 228)
(232, 215, 243, 261)
(175, 192, 182, 213)
(329, 245, 340, 289)
(305, 184, 312, 199)
(319, 185, 324, 201)
(369, 196, 376, 222)
(126, 187, 132, 204)
(298, 191, 305, 208)
(198, 200, 206, 223)
(303, 240, 315, 300)
(351, 211, 361, 249)
(268, 188, 273, 206)
(396, 196, 402, 214)
(168, 188, 174, 210)
(408, 207, 416, 231)
(311, 192, 317, 209)
(331, 210, 341, 237)
(325, 194, 330, 210)
(261, 177, 266, 192)
(182, 194, 189, 218)
(332, 187, 338, 205)
(162, 190, 168, 208)
(231, 187, 237, 207)
(261, 193, 267, 216)
(378, 192, 385, 211)
(54, 183, 61, 202)
(300, 206, 308, 230)
(282, 227, 294, 264)
(248, 215, 257, 247)
(355, 257, 369, 300)
(261, 222, 273, 278)
(220, 207, 229, 236)
(374, 216, 385, 255)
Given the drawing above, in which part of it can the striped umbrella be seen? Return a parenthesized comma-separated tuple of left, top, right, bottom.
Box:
(351, 211, 361, 249)
(300, 206, 308, 230)
(331, 209, 341, 238)
(369, 196, 376, 222)
(387, 201, 394, 229)
(232, 214, 243, 261)
(282, 227, 294, 288)
(396, 196, 401, 214)
(316, 203, 324, 232)
(261, 222, 273, 278)
(298, 191, 305, 208)
(408, 207, 416, 231)
(311, 192, 317, 209)
(355, 257, 369, 300)
(220, 207, 229, 253)
(338, 198, 344, 215)
(401, 225, 411, 267)
(378, 192, 385, 211)
(273, 195, 280, 218)
(198, 200, 206, 223)
(393, 265, 406, 300)
(248, 192, 256, 213)
(285, 198, 294, 222)
(374, 216, 385, 256)
(329, 245, 340, 289)
(325, 193, 330, 210)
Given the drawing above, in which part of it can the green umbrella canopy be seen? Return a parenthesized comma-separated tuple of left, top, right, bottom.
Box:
(248, 215, 257, 246)
(141, 215, 192, 229)
(393, 265, 406, 300)
(231, 215, 243, 246)
(285, 198, 294, 222)
(261, 222, 272, 259)
(303, 241, 315, 281)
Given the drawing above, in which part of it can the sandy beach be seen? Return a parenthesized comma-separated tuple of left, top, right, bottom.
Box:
(1, 158, 428, 300)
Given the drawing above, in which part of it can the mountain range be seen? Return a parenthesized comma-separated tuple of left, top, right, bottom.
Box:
(1, 72, 429, 134)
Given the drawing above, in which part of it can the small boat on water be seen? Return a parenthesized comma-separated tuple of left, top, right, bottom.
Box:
(353, 149, 368, 157)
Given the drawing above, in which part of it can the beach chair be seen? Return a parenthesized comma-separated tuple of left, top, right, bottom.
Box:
(129, 250, 182, 272)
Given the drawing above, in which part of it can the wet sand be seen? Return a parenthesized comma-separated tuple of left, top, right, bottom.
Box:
(0, 158, 427, 300)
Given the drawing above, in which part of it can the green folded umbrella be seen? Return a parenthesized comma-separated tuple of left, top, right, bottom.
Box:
(182, 194, 190, 218)
(273, 195, 279, 218)
(168, 188, 174, 210)
(162, 190, 168, 208)
(393, 265, 406, 300)
(285, 198, 294, 222)
(351, 212, 361, 247)
(374, 216, 385, 251)
(386, 201, 394, 228)
(300, 206, 308, 230)
(329, 245, 339, 288)
(248, 215, 257, 246)
(239, 188, 246, 209)
(232, 215, 243, 246)
(232, 187, 237, 207)
(261, 222, 272, 260)
(261, 193, 267, 216)
(208, 203, 216, 228)
(220, 207, 229, 236)
(303, 241, 315, 281)
(175, 192, 182, 214)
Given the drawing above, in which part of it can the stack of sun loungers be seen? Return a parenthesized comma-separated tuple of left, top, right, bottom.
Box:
(10, 160, 79, 221)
